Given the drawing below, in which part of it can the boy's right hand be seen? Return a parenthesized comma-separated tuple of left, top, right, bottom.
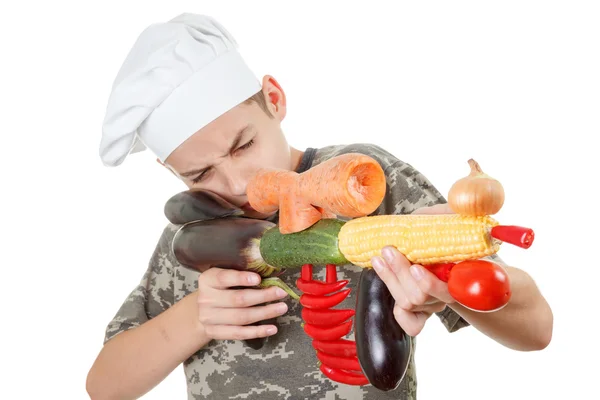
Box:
(196, 268, 289, 340)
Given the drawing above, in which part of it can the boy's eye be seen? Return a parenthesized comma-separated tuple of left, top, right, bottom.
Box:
(191, 139, 255, 184)
(236, 138, 254, 152)
(191, 169, 210, 184)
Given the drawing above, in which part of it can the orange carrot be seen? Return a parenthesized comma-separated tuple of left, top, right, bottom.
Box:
(276, 171, 325, 234)
(296, 153, 387, 217)
(246, 169, 292, 214)
(247, 153, 386, 234)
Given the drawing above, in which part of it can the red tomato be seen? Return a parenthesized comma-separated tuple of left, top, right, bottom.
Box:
(447, 260, 511, 312)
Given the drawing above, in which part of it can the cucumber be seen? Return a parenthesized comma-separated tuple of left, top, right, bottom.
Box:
(259, 219, 349, 268)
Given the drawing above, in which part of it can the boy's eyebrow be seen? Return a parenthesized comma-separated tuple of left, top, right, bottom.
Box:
(180, 124, 252, 178)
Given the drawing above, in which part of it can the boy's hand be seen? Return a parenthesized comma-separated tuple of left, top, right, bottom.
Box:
(195, 268, 289, 341)
(371, 203, 456, 337)
(372, 247, 453, 336)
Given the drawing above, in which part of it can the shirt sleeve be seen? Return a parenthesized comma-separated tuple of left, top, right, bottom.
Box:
(103, 223, 178, 344)
(373, 153, 472, 333)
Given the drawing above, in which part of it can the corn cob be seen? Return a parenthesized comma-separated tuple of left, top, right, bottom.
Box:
(337, 214, 501, 267)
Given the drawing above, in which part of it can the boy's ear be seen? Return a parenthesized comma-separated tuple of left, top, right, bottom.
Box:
(262, 75, 286, 118)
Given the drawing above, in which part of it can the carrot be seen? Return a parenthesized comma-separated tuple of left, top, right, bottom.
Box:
(245, 169, 291, 214)
(277, 171, 325, 234)
(247, 153, 386, 234)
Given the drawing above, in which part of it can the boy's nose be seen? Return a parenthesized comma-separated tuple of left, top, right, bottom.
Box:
(224, 170, 248, 197)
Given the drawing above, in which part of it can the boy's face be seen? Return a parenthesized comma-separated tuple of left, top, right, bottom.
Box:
(163, 76, 299, 219)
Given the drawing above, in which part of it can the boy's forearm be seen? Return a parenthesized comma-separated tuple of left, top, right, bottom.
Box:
(86, 292, 208, 400)
(448, 266, 553, 351)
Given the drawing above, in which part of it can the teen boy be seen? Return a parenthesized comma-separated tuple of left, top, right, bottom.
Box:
(87, 13, 553, 400)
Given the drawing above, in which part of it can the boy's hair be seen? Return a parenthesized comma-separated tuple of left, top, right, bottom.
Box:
(244, 90, 274, 118)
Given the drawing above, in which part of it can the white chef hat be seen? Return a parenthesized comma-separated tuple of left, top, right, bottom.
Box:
(99, 13, 262, 167)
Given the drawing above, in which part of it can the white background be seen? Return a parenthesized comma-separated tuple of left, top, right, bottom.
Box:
(1, 1, 599, 399)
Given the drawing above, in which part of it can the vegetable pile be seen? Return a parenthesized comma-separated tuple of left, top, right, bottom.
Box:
(164, 153, 535, 391)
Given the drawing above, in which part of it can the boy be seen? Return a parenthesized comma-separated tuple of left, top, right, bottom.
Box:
(87, 13, 553, 399)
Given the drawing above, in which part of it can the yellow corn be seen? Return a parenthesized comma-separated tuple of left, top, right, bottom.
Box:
(337, 214, 501, 267)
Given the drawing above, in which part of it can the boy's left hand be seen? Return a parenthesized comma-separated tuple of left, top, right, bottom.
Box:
(370, 203, 456, 337)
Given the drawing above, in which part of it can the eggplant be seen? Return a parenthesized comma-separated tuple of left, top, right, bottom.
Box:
(172, 217, 290, 352)
(354, 268, 412, 391)
(164, 189, 244, 225)
(172, 217, 280, 277)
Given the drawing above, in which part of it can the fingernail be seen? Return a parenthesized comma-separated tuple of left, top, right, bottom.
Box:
(382, 247, 394, 264)
(372, 256, 385, 272)
(248, 275, 260, 285)
(410, 265, 424, 280)
(276, 288, 287, 297)
(278, 302, 288, 313)
(266, 327, 277, 335)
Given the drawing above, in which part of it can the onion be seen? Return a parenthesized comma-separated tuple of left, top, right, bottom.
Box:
(448, 159, 505, 216)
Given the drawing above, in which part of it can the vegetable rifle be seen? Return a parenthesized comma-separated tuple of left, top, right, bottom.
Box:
(165, 153, 535, 391)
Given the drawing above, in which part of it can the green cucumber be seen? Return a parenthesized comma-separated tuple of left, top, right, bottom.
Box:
(259, 219, 349, 268)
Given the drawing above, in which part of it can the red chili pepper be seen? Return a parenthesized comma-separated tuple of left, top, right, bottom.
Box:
(301, 264, 313, 281)
(424, 263, 455, 282)
(296, 279, 349, 295)
(316, 351, 362, 372)
(301, 308, 355, 326)
(300, 289, 351, 309)
(319, 364, 369, 386)
(326, 264, 337, 283)
(303, 319, 353, 340)
(312, 339, 357, 358)
(297, 263, 369, 386)
(490, 225, 535, 249)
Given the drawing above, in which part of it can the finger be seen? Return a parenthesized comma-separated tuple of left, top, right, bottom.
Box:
(199, 267, 262, 290)
(204, 323, 279, 341)
(199, 301, 289, 326)
(381, 246, 411, 277)
(407, 301, 447, 314)
(411, 265, 455, 304)
(211, 285, 289, 308)
(411, 203, 454, 215)
(382, 247, 431, 308)
(371, 255, 408, 307)
(393, 305, 431, 337)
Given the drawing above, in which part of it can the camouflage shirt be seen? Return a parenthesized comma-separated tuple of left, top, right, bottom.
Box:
(104, 143, 474, 399)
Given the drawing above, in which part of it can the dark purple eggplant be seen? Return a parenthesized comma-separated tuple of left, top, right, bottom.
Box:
(172, 217, 297, 351)
(164, 189, 244, 225)
(354, 268, 412, 391)
(172, 217, 280, 277)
